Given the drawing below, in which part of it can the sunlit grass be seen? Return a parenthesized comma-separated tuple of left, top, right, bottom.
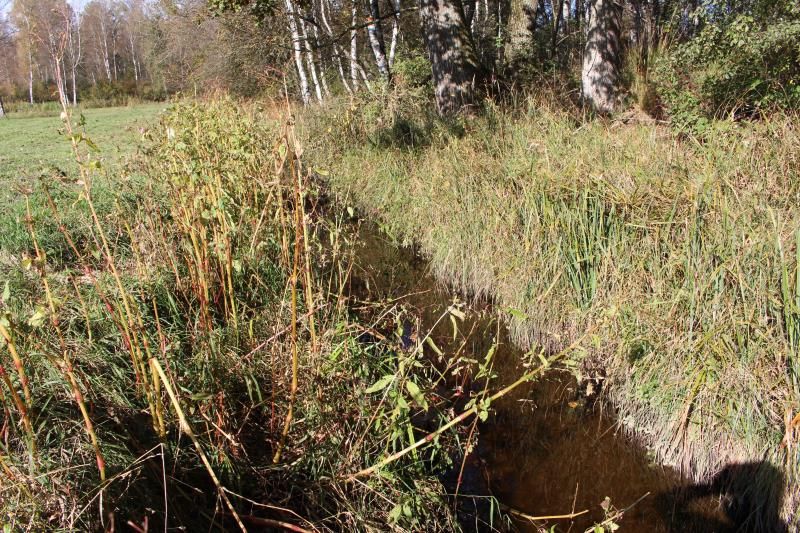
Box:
(307, 91, 800, 528)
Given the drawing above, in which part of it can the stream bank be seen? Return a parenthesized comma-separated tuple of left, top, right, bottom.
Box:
(345, 222, 788, 532)
(305, 96, 799, 530)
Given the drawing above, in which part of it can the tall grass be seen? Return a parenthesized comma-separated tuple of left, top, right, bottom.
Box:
(305, 90, 800, 528)
(0, 97, 467, 531)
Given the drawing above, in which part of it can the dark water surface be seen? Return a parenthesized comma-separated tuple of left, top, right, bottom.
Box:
(345, 223, 776, 532)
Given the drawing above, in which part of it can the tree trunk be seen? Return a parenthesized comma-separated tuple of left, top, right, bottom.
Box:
(28, 65, 34, 104)
(0, 95, 5, 118)
(582, 0, 622, 113)
(506, 0, 539, 62)
(366, 0, 390, 79)
(420, 0, 482, 114)
(321, 0, 353, 93)
(388, 0, 401, 67)
(100, 18, 112, 80)
(310, 14, 331, 98)
(285, 0, 312, 104)
(296, 8, 324, 103)
(550, 0, 564, 59)
(72, 64, 78, 106)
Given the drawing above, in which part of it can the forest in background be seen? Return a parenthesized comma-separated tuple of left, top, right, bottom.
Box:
(0, 0, 797, 122)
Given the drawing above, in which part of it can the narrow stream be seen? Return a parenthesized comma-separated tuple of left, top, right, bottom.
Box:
(345, 223, 738, 532)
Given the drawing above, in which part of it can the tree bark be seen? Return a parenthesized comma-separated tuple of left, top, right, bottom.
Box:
(550, 0, 564, 59)
(350, 1, 360, 90)
(285, 0, 311, 104)
(0, 95, 5, 118)
(28, 61, 34, 104)
(506, 0, 539, 62)
(296, 8, 324, 103)
(419, 0, 482, 114)
(581, 0, 621, 113)
(366, 0, 390, 79)
(388, 0, 401, 67)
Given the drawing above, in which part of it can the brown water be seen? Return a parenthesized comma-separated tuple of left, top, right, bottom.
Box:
(345, 223, 777, 532)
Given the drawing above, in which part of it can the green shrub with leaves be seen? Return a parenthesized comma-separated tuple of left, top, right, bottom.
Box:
(654, 6, 800, 132)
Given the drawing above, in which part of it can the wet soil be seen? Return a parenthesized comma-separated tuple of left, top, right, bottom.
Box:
(343, 223, 750, 532)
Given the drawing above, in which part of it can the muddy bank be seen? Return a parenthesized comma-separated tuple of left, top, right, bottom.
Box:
(345, 222, 789, 532)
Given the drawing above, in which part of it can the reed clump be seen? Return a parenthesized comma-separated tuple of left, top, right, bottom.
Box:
(0, 97, 466, 531)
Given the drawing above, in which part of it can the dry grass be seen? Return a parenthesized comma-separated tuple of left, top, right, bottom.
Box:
(305, 92, 800, 528)
(0, 96, 467, 531)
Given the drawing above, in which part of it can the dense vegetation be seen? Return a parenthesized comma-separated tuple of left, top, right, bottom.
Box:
(0, 100, 501, 530)
(305, 86, 800, 527)
(0, 0, 799, 531)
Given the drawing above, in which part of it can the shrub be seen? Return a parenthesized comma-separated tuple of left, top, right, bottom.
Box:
(654, 9, 800, 132)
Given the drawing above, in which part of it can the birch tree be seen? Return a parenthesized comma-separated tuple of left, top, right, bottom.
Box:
(365, 0, 390, 79)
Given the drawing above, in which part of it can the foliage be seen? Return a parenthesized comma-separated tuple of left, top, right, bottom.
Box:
(653, 9, 800, 132)
(0, 99, 462, 531)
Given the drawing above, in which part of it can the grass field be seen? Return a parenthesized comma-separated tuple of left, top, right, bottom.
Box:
(0, 103, 165, 180)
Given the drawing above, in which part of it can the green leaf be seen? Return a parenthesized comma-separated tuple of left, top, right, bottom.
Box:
(405, 380, 428, 409)
(507, 307, 529, 320)
(1, 281, 9, 303)
(425, 336, 443, 356)
(365, 374, 395, 394)
(28, 307, 47, 328)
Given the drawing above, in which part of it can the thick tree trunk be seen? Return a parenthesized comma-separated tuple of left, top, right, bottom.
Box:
(582, 0, 622, 113)
(506, 0, 539, 62)
(420, 0, 482, 114)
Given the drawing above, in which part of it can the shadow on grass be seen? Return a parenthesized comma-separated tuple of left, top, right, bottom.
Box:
(657, 461, 787, 532)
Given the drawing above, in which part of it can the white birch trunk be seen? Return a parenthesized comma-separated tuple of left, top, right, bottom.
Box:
(311, 20, 330, 98)
(285, 0, 311, 105)
(350, 2, 360, 90)
(28, 61, 34, 104)
(72, 65, 77, 106)
(296, 8, 324, 103)
(321, 0, 352, 93)
(366, 0, 390, 79)
(129, 32, 139, 82)
(388, 0, 401, 67)
(100, 17, 112, 80)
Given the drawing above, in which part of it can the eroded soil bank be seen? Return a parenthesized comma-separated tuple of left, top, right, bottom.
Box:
(346, 222, 789, 532)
